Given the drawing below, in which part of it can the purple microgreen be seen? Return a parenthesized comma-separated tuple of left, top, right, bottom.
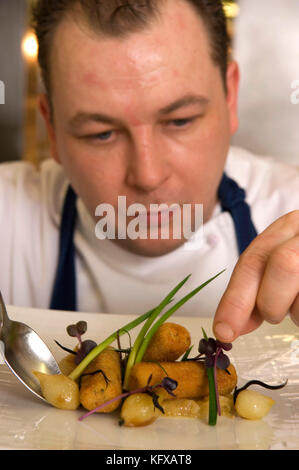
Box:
(198, 338, 217, 362)
(233, 379, 288, 403)
(150, 392, 165, 414)
(79, 391, 132, 421)
(66, 324, 78, 338)
(76, 321, 87, 336)
(204, 355, 214, 369)
(54, 340, 77, 356)
(216, 340, 232, 351)
(69, 307, 158, 382)
(147, 374, 153, 386)
(66, 320, 88, 347)
(74, 339, 97, 365)
(78, 369, 110, 389)
(56, 328, 97, 366)
(58, 321, 97, 365)
(160, 377, 178, 397)
(213, 346, 222, 416)
(194, 328, 233, 424)
(216, 350, 230, 370)
(78, 375, 178, 422)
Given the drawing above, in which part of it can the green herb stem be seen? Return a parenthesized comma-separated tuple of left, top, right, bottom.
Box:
(123, 274, 192, 389)
(68, 308, 156, 381)
(135, 271, 225, 365)
(206, 367, 217, 426)
(201, 327, 220, 425)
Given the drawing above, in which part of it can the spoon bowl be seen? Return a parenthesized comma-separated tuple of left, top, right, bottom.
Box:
(0, 292, 61, 403)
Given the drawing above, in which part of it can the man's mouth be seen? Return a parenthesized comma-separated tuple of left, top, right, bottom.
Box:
(137, 204, 181, 228)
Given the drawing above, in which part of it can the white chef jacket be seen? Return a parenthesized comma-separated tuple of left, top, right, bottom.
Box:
(0, 146, 298, 317)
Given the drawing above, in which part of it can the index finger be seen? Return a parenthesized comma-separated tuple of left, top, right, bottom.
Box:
(212, 248, 266, 342)
(212, 214, 298, 341)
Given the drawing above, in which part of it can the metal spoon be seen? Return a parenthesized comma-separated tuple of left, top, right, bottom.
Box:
(0, 291, 61, 403)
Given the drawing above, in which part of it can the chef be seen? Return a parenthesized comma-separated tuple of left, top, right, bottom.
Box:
(0, 0, 298, 344)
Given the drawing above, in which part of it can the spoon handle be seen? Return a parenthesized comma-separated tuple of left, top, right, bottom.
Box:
(0, 291, 10, 331)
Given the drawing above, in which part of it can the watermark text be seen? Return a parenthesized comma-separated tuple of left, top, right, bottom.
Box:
(0, 80, 5, 104)
(290, 79, 299, 104)
(95, 196, 204, 250)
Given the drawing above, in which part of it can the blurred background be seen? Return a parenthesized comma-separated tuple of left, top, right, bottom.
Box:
(0, 0, 298, 167)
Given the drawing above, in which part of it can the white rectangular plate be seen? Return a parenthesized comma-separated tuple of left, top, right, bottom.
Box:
(0, 305, 298, 450)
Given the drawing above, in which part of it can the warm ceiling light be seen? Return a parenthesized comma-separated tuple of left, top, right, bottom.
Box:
(223, 1, 240, 19)
(22, 31, 38, 61)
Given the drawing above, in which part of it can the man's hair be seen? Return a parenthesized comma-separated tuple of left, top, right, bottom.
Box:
(32, 0, 230, 97)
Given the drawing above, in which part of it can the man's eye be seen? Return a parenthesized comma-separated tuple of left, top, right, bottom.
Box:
(169, 118, 193, 127)
(88, 130, 113, 141)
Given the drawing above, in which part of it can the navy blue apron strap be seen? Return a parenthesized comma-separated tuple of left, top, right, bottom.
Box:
(218, 173, 258, 255)
(50, 186, 78, 311)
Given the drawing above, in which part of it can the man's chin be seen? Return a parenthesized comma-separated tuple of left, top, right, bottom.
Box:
(112, 237, 186, 257)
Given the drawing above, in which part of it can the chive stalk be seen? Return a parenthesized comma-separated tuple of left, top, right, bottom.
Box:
(202, 327, 218, 425)
(135, 270, 225, 365)
(206, 367, 218, 425)
(123, 274, 192, 389)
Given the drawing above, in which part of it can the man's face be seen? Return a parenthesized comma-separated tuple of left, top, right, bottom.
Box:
(40, 0, 239, 256)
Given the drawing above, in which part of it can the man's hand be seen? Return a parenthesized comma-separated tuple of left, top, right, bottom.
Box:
(213, 210, 299, 342)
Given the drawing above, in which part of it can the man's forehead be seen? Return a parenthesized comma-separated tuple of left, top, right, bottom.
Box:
(50, 0, 218, 108)
(51, 0, 209, 70)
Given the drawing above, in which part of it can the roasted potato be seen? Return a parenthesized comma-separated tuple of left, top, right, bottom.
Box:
(80, 347, 122, 413)
(128, 361, 237, 398)
(143, 322, 191, 362)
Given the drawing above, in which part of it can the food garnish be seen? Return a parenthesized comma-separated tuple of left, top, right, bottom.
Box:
(184, 328, 232, 425)
(55, 320, 97, 365)
(79, 375, 178, 422)
(33, 271, 288, 428)
(233, 379, 288, 403)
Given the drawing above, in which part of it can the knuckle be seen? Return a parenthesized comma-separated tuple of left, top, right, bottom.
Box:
(222, 291, 249, 314)
(283, 210, 299, 229)
(271, 244, 299, 275)
(256, 297, 281, 324)
(239, 248, 268, 277)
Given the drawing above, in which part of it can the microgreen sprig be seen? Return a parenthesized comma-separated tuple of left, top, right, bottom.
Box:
(68, 308, 157, 381)
(78, 375, 178, 422)
(55, 320, 98, 366)
(233, 378, 288, 403)
(197, 328, 232, 425)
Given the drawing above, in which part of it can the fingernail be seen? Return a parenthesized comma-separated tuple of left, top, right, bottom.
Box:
(214, 322, 235, 341)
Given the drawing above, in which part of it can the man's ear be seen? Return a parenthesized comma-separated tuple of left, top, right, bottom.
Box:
(38, 93, 61, 164)
(225, 60, 240, 136)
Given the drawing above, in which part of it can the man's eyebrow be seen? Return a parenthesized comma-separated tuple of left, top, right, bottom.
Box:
(68, 112, 123, 130)
(68, 94, 209, 130)
(158, 94, 210, 115)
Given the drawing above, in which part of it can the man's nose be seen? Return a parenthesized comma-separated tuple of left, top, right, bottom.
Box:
(125, 127, 171, 193)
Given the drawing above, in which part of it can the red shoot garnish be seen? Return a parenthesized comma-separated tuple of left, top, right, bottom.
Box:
(198, 331, 232, 419)
(184, 328, 232, 424)
(55, 321, 97, 366)
(78, 375, 178, 422)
